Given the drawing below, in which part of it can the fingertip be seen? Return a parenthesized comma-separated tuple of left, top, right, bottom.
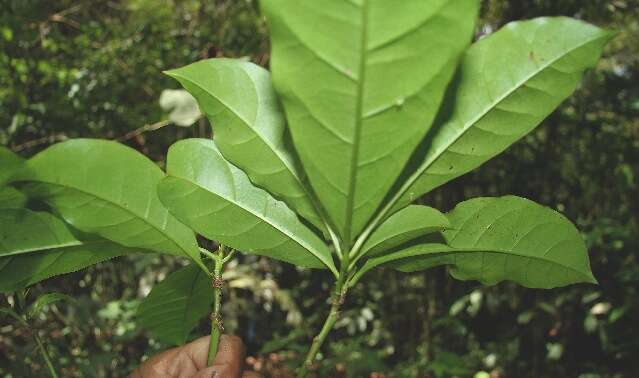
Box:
(181, 335, 212, 370)
(211, 334, 245, 375)
(192, 366, 219, 378)
(218, 334, 245, 357)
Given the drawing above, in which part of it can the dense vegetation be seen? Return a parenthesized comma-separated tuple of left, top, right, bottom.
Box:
(1, 1, 637, 377)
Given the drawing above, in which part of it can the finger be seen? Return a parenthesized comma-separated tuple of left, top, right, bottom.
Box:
(132, 346, 189, 378)
(192, 363, 236, 378)
(212, 335, 245, 373)
(242, 371, 263, 378)
(180, 335, 214, 370)
(181, 334, 245, 372)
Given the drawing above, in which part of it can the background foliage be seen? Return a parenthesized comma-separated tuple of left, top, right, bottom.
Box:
(1, 0, 637, 377)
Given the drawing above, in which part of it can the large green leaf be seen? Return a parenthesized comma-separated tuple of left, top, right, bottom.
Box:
(0, 208, 140, 292)
(166, 59, 325, 232)
(392, 17, 614, 210)
(0, 208, 84, 257)
(352, 197, 596, 289)
(11, 139, 205, 271)
(362, 205, 449, 257)
(158, 138, 336, 275)
(0, 147, 24, 186)
(0, 186, 27, 209)
(137, 264, 213, 345)
(263, 0, 478, 242)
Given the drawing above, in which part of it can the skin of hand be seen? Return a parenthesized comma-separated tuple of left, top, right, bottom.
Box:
(130, 335, 261, 378)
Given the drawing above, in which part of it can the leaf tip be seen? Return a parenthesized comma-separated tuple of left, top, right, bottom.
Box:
(163, 69, 179, 78)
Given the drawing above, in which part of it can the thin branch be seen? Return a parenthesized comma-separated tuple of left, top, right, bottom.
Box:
(116, 120, 171, 142)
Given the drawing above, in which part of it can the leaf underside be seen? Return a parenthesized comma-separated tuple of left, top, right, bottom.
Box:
(0, 186, 27, 209)
(394, 17, 614, 210)
(0, 209, 138, 292)
(362, 205, 449, 257)
(166, 59, 325, 232)
(12, 139, 204, 270)
(0, 147, 24, 186)
(137, 264, 213, 345)
(158, 138, 336, 274)
(263, 0, 479, 242)
(355, 196, 596, 289)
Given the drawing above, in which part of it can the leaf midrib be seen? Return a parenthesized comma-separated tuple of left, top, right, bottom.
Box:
(382, 245, 593, 277)
(344, 0, 369, 244)
(352, 242, 592, 285)
(0, 240, 83, 257)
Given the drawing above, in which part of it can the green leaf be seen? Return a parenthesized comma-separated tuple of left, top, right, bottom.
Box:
(12, 139, 205, 271)
(0, 186, 27, 209)
(137, 264, 213, 345)
(0, 208, 142, 292)
(27, 292, 76, 319)
(362, 205, 449, 257)
(0, 208, 84, 258)
(166, 59, 325, 231)
(354, 197, 596, 289)
(350, 243, 452, 285)
(158, 139, 336, 275)
(0, 147, 24, 186)
(393, 17, 614, 209)
(262, 0, 478, 242)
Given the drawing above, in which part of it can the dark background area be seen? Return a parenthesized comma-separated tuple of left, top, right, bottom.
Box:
(1, 0, 638, 377)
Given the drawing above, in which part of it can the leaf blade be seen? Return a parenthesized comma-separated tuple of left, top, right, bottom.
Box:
(362, 205, 449, 257)
(137, 264, 213, 345)
(0, 208, 141, 292)
(0, 147, 24, 186)
(355, 197, 595, 289)
(166, 59, 325, 231)
(394, 17, 614, 208)
(0, 186, 27, 209)
(12, 139, 205, 270)
(158, 138, 336, 275)
(263, 0, 478, 241)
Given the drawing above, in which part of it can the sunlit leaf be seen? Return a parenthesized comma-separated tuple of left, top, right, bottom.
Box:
(158, 139, 337, 275)
(0, 208, 143, 292)
(352, 197, 596, 289)
(392, 17, 614, 210)
(12, 139, 206, 271)
(263, 0, 478, 242)
(166, 59, 325, 231)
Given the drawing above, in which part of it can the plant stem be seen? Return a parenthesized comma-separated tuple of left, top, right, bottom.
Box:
(207, 247, 226, 366)
(297, 252, 350, 378)
(33, 332, 59, 378)
(297, 293, 342, 378)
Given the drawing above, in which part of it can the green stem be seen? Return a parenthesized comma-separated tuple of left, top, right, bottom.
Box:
(297, 252, 350, 378)
(207, 247, 226, 366)
(33, 332, 58, 378)
(297, 294, 342, 378)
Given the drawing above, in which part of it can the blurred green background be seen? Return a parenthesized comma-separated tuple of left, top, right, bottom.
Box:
(1, 0, 638, 377)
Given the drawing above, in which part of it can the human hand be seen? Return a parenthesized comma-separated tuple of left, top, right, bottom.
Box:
(131, 335, 261, 378)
